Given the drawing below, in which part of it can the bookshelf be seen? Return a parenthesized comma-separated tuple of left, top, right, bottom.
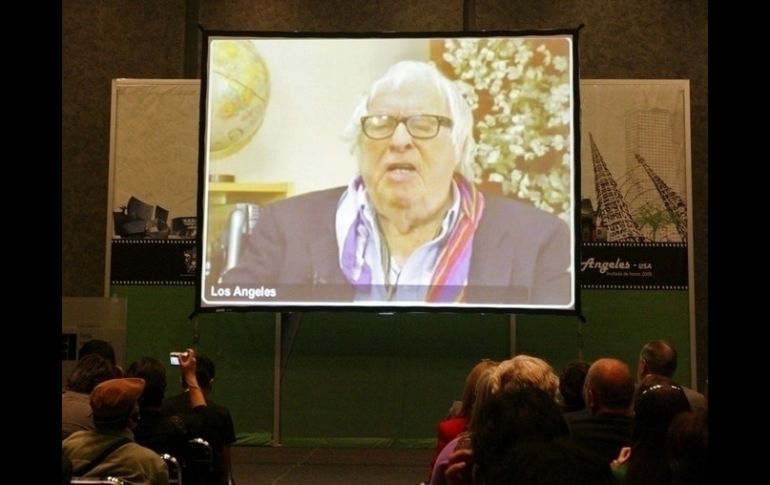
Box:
(208, 182, 291, 206)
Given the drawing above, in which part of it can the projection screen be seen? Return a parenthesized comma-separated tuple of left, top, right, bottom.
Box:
(197, 30, 580, 313)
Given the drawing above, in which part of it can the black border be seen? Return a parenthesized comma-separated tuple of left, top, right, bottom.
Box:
(194, 27, 582, 317)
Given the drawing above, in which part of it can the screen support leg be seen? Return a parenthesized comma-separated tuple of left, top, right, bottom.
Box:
(272, 312, 282, 446)
(509, 314, 517, 356)
(272, 312, 303, 447)
(577, 316, 585, 362)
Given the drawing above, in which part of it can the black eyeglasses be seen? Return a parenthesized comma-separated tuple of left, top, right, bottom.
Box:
(360, 114, 453, 140)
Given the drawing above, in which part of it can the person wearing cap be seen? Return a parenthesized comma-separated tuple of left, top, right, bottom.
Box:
(62, 377, 170, 485)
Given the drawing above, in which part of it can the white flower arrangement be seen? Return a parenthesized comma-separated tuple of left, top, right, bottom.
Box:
(443, 38, 572, 219)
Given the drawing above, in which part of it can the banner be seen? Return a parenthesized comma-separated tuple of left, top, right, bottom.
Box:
(105, 80, 200, 289)
(579, 80, 692, 290)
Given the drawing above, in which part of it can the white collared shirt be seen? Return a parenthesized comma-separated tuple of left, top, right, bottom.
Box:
(336, 178, 461, 301)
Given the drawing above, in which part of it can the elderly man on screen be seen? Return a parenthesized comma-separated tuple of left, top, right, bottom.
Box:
(222, 60, 571, 304)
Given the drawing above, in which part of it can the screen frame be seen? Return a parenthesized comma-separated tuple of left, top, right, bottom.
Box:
(195, 28, 582, 315)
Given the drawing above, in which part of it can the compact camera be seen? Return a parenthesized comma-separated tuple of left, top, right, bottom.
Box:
(169, 351, 188, 366)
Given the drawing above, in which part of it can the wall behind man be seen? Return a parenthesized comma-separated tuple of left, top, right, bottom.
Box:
(62, 1, 188, 295)
(213, 38, 431, 196)
(63, 0, 708, 442)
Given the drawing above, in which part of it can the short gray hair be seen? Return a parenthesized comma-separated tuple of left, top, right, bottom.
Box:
(493, 355, 560, 400)
(342, 60, 476, 181)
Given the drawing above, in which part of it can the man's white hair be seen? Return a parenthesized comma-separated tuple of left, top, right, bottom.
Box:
(341, 60, 476, 181)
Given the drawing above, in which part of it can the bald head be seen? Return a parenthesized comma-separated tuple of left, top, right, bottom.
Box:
(584, 358, 634, 414)
(639, 340, 677, 379)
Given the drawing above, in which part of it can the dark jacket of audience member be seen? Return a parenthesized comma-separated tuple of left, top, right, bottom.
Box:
(564, 358, 634, 464)
(501, 438, 619, 485)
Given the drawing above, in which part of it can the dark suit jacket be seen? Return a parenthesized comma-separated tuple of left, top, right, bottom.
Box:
(563, 408, 632, 464)
(220, 186, 572, 304)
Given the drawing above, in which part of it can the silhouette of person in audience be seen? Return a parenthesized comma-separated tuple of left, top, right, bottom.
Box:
(667, 408, 708, 485)
(559, 360, 591, 413)
(62, 378, 169, 484)
(126, 349, 219, 485)
(563, 358, 634, 464)
(468, 386, 570, 484)
(426, 359, 498, 483)
(162, 354, 237, 485)
(611, 374, 691, 484)
(435, 355, 560, 485)
(62, 354, 119, 439)
(79, 339, 123, 376)
(637, 340, 706, 413)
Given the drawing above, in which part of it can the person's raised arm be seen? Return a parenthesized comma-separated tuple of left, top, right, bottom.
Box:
(179, 348, 207, 408)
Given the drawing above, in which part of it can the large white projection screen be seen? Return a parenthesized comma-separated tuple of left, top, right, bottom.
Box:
(197, 32, 579, 313)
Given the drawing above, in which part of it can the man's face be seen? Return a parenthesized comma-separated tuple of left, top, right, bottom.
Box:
(359, 81, 457, 216)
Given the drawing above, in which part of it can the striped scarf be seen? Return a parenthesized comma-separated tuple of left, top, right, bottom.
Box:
(425, 174, 485, 302)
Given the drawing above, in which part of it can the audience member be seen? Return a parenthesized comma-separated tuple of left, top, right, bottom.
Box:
(667, 408, 708, 485)
(430, 365, 498, 485)
(426, 359, 497, 482)
(125, 351, 208, 460)
(79, 339, 123, 376)
(564, 358, 634, 463)
(470, 387, 569, 484)
(559, 361, 591, 413)
(62, 378, 169, 484)
(436, 354, 559, 485)
(494, 354, 560, 397)
(63, 354, 118, 439)
(162, 354, 237, 485)
(638, 340, 706, 413)
(611, 374, 691, 484)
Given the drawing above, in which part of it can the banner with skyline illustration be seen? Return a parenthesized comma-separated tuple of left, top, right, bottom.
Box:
(579, 80, 692, 291)
(105, 79, 201, 290)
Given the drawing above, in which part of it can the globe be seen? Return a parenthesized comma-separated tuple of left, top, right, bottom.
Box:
(208, 40, 270, 160)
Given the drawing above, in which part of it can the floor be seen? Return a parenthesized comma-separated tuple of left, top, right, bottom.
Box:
(230, 446, 434, 485)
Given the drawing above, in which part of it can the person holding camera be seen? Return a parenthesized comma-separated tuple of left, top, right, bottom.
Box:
(124, 348, 216, 484)
(163, 353, 237, 485)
